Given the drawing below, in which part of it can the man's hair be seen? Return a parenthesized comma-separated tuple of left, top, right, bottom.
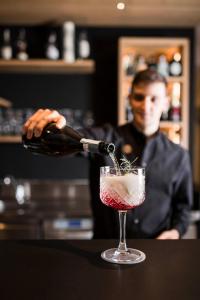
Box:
(130, 68, 167, 94)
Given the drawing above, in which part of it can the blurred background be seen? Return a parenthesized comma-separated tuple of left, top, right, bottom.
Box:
(0, 0, 199, 239)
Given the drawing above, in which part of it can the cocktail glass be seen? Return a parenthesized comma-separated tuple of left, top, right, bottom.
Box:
(100, 166, 146, 264)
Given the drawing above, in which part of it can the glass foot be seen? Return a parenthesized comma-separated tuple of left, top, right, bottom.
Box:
(101, 248, 146, 264)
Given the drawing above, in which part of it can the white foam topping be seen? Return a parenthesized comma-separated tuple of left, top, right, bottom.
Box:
(101, 173, 145, 206)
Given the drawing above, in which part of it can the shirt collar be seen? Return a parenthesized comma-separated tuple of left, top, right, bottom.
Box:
(131, 122, 160, 144)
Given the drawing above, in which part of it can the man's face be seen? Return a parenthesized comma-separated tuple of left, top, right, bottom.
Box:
(129, 82, 168, 136)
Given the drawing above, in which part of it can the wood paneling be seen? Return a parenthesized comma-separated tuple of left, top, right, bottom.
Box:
(0, 0, 199, 26)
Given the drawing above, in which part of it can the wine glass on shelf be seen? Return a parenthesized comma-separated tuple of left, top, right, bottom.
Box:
(100, 166, 146, 264)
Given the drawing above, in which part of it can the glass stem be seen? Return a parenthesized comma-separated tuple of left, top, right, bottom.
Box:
(117, 210, 128, 253)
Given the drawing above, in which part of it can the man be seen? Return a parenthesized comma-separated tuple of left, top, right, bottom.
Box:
(23, 69, 193, 239)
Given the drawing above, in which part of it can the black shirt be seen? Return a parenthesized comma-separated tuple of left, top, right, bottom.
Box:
(81, 123, 193, 239)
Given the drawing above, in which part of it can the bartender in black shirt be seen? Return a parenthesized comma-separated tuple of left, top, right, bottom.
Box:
(23, 69, 193, 239)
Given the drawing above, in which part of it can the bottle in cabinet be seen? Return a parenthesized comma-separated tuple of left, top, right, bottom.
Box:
(169, 82, 181, 121)
(169, 52, 182, 76)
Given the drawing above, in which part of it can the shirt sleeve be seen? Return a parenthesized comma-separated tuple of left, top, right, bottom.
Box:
(171, 150, 193, 236)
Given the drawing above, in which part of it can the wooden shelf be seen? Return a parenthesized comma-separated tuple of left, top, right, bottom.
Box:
(167, 76, 184, 82)
(123, 75, 184, 83)
(160, 121, 182, 128)
(0, 59, 95, 74)
(0, 136, 22, 143)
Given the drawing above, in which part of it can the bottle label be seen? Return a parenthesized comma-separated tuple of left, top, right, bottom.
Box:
(80, 138, 100, 152)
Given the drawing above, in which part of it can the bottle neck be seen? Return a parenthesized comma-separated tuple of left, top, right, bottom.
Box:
(4, 30, 11, 44)
(80, 138, 101, 153)
(80, 138, 115, 155)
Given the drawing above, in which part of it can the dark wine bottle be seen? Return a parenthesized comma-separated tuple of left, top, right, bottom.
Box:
(22, 123, 115, 156)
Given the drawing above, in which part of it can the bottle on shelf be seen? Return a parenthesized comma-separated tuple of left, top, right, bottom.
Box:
(147, 55, 157, 70)
(123, 54, 134, 76)
(125, 88, 133, 122)
(78, 30, 90, 59)
(16, 28, 29, 61)
(63, 21, 75, 63)
(45, 31, 60, 60)
(134, 55, 147, 73)
(161, 106, 170, 121)
(157, 54, 169, 77)
(73, 109, 82, 129)
(169, 82, 181, 121)
(0, 28, 13, 60)
(83, 110, 95, 128)
(126, 101, 133, 122)
(169, 52, 182, 76)
(22, 123, 115, 156)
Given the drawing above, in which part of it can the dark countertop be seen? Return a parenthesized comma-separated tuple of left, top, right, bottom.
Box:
(0, 239, 200, 300)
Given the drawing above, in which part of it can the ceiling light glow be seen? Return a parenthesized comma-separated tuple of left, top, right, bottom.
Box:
(117, 2, 125, 10)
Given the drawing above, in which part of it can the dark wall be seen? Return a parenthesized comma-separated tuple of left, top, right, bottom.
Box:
(0, 73, 93, 110)
(0, 73, 92, 179)
(0, 26, 195, 179)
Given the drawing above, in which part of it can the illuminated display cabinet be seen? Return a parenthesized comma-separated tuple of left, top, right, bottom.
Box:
(118, 37, 190, 149)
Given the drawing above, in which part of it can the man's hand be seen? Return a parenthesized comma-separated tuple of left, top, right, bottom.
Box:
(156, 229, 180, 240)
(23, 109, 66, 139)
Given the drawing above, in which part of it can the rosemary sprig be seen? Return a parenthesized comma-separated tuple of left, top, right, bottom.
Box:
(120, 155, 138, 173)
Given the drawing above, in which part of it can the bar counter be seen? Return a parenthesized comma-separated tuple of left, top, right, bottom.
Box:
(0, 239, 200, 300)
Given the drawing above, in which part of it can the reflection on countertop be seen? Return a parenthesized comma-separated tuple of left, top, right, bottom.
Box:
(0, 178, 93, 240)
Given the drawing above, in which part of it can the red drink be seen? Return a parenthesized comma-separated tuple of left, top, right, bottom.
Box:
(100, 172, 145, 210)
